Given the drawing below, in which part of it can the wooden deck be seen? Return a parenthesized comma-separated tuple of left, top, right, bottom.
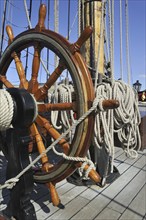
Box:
(0, 147, 146, 220)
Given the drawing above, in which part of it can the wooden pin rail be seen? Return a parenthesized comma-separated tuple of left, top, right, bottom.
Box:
(101, 99, 119, 110)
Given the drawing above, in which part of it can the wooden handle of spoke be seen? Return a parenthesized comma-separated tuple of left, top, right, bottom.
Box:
(35, 4, 46, 31)
(46, 182, 60, 206)
(70, 26, 93, 54)
(6, 25, 14, 44)
(0, 75, 14, 88)
(6, 25, 28, 89)
(76, 162, 101, 184)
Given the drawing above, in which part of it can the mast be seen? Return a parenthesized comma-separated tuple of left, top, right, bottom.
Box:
(80, 0, 105, 82)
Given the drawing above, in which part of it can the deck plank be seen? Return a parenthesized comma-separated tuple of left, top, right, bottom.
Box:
(119, 185, 146, 220)
(0, 147, 145, 220)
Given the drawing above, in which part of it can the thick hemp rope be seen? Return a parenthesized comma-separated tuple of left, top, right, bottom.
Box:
(0, 90, 14, 131)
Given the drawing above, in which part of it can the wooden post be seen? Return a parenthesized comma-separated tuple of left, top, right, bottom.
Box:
(80, 0, 105, 80)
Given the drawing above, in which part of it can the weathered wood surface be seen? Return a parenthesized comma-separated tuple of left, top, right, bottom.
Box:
(0, 147, 146, 220)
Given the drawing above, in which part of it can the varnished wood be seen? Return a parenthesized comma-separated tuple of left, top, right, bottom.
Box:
(0, 75, 14, 88)
(102, 99, 119, 110)
(36, 115, 70, 155)
(6, 25, 28, 89)
(28, 44, 41, 94)
(35, 4, 46, 31)
(38, 102, 77, 112)
(46, 182, 60, 206)
(70, 26, 93, 54)
(30, 123, 53, 172)
(76, 162, 101, 184)
(34, 61, 66, 101)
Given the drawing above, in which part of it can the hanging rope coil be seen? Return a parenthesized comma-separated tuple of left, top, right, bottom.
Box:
(51, 82, 75, 133)
(92, 80, 141, 166)
(113, 80, 141, 158)
(92, 82, 115, 171)
(0, 90, 14, 131)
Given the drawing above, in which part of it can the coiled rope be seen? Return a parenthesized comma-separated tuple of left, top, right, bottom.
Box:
(113, 81, 141, 158)
(0, 90, 14, 131)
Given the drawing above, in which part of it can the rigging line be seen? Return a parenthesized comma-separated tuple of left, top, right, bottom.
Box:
(111, 0, 114, 80)
(7, 0, 11, 25)
(23, 0, 50, 76)
(120, 0, 123, 80)
(78, 0, 81, 37)
(7, 0, 20, 10)
(68, 10, 78, 39)
(25, 0, 32, 76)
(67, 0, 70, 40)
(54, 0, 59, 88)
(104, 2, 110, 63)
(47, 0, 50, 77)
(66, 0, 71, 78)
(0, 0, 8, 57)
(125, 0, 131, 85)
(5, 19, 28, 29)
(54, 0, 59, 68)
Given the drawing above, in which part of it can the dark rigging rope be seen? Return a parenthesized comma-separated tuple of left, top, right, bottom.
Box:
(0, 0, 8, 57)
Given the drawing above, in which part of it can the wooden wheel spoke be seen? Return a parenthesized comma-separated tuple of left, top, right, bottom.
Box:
(36, 115, 70, 154)
(28, 44, 42, 94)
(30, 123, 53, 172)
(0, 75, 14, 88)
(34, 60, 66, 101)
(46, 182, 60, 206)
(6, 25, 28, 89)
(38, 102, 77, 112)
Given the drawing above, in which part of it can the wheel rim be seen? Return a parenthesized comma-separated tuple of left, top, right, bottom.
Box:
(0, 29, 94, 183)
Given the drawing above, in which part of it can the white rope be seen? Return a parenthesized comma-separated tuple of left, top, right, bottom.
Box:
(0, 96, 100, 190)
(0, 90, 14, 131)
(92, 83, 115, 171)
(51, 82, 75, 135)
(113, 80, 141, 158)
(92, 80, 141, 173)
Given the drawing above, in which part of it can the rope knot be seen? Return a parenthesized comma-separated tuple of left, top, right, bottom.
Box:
(0, 178, 19, 190)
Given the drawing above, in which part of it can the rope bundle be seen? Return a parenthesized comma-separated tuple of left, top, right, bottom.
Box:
(113, 80, 141, 158)
(51, 82, 75, 136)
(92, 80, 141, 168)
(0, 90, 14, 131)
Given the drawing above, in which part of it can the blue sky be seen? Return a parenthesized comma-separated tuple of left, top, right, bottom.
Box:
(0, 0, 145, 90)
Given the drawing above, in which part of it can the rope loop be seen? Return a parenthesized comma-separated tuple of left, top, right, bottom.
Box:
(0, 178, 19, 190)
